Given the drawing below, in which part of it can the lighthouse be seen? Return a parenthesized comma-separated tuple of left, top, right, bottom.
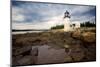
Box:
(63, 10, 71, 32)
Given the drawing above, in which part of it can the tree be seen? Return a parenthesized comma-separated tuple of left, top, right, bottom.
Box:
(51, 25, 64, 29)
(81, 21, 96, 27)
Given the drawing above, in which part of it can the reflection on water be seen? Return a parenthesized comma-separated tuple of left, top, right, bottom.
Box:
(31, 45, 68, 64)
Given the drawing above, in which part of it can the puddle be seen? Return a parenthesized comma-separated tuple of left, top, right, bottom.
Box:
(31, 45, 69, 64)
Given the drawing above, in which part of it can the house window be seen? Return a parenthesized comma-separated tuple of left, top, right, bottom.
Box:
(72, 24, 75, 27)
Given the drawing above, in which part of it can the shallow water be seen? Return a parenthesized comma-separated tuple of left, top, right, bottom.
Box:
(31, 45, 68, 64)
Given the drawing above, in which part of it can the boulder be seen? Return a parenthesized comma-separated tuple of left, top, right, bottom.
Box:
(81, 32, 96, 43)
(17, 56, 33, 65)
(71, 30, 81, 39)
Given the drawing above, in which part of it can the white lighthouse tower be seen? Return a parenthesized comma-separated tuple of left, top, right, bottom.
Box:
(63, 10, 71, 32)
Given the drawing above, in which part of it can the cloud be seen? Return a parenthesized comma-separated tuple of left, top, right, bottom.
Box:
(12, 15, 64, 29)
(12, 1, 96, 29)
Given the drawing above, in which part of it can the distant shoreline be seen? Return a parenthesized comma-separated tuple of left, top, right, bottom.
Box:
(12, 29, 49, 32)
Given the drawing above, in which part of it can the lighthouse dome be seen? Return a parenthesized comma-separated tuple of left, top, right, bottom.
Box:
(64, 10, 71, 18)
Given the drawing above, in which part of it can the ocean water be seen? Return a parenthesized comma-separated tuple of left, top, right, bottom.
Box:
(12, 31, 44, 34)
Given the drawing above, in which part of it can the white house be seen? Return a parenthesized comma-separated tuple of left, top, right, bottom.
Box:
(71, 21, 80, 31)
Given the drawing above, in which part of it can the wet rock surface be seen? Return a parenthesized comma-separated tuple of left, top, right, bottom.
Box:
(12, 29, 96, 66)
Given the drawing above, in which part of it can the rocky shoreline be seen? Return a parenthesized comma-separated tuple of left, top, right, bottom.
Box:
(12, 29, 96, 66)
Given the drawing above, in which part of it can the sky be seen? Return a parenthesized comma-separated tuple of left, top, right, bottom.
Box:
(12, 1, 96, 30)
